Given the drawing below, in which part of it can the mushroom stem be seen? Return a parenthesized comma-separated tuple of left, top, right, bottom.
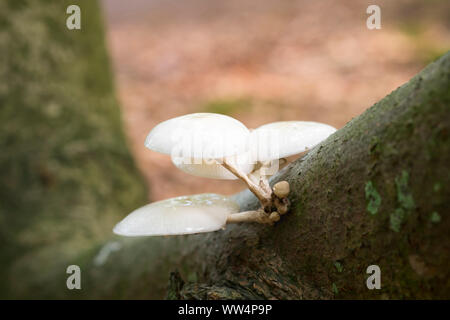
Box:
(226, 209, 278, 224)
(222, 160, 272, 210)
(257, 162, 273, 195)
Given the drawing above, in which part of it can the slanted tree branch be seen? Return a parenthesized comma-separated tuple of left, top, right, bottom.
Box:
(164, 52, 450, 299)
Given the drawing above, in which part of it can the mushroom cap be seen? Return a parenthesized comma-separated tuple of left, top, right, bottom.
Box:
(251, 121, 337, 161)
(171, 154, 255, 180)
(273, 181, 290, 198)
(113, 193, 239, 236)
(145, 113, 250, 159)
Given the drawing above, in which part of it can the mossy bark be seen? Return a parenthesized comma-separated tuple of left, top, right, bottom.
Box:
(175, 51, 450, 299)
(0, 0, 148, 298)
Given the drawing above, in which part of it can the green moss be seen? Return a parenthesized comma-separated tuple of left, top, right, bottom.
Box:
(365, 181, 382, 215)
(390, 208, 406, 232)
(332, 283, 339, 295)
(430, 212, 441, 224)
(395, 170, 415, 210)
(334, 261, 343, 273)
(387, 170, 419, 233)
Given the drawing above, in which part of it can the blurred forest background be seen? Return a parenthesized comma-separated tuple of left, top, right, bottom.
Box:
(102, 0, 450, 200)
(0, 0, 448, 298)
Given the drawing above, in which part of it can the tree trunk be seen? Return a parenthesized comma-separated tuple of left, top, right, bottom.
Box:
(0, 0, 148, 298)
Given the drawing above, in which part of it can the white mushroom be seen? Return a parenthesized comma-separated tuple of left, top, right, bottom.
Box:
(251, 121, 337, 162)
(113, 193, 239, 236)
(241, 121, 336, 209)
(273, 181, 290, 198)
(118, 113, 340, 233)
(145, 113, 250, 159)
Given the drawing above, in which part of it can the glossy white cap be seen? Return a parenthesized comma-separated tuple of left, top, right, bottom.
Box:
(113, 194, 239, 236)
(145, 113, 250, 159)
(250, 121, 337, 161)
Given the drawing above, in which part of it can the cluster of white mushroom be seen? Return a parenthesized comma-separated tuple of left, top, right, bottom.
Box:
(113, 113, 336, 237)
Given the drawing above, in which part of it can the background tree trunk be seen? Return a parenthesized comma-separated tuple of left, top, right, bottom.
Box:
(0, 0, 148, 298)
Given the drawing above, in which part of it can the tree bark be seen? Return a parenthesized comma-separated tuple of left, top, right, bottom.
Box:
(162, 51, 450, 299)
(0, 0, 148, 299)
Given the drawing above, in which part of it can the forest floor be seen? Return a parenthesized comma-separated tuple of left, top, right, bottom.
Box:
(101, 0, 450, 201)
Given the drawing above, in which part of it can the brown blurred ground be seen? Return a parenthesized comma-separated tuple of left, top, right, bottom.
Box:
(101, 0, 449, 201)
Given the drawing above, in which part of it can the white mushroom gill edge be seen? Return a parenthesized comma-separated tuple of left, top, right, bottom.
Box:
(113, 193, 240, 236)
(144, 113, 250, 158)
